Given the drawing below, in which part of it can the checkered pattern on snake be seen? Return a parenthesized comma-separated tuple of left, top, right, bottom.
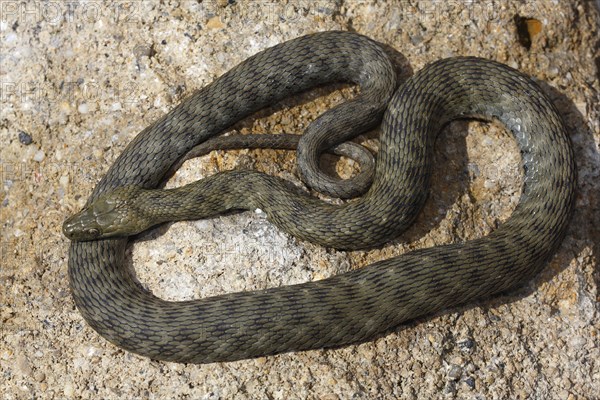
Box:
(64, 31, 575, 363)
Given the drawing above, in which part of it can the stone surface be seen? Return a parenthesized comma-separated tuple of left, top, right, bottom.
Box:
(1, 1, 598, 399)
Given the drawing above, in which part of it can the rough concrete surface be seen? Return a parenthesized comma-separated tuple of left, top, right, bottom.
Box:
(1, 0, 599, 399)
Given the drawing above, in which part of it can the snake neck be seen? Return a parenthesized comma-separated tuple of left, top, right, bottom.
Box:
(135, 172, 250, 224)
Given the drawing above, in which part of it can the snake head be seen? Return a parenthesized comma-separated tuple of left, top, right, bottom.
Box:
(63, 186, 149, 241)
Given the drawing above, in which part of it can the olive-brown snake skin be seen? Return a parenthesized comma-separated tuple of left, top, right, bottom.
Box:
(63, 31, 575, 363)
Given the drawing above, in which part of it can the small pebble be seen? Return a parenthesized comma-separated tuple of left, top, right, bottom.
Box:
(78, 103, 89, 113)
(525, 18, 543, 37)
(447, 364, 462, 380)
(18, 131, 33, 145)
(464, 377, 476, 389)
(458, 338, 475, 352)
(34, 371, 46, 382)
(33, 150, 45, 162)
(206, 16, 225, 29)
(16, 354, 32, 375)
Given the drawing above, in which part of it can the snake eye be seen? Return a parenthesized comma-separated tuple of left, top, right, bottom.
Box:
(86, 228, 100, 237)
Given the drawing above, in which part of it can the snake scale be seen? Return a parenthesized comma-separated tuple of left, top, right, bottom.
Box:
(63, 31, 575, 363)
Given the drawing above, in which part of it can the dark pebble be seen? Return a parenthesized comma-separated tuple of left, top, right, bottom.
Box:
(458, 338, 475, 352)
(18, 131, 33, 145)
(464, 377, 476, 389)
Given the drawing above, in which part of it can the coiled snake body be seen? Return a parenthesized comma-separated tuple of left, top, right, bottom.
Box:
(64, 31, 575, 363)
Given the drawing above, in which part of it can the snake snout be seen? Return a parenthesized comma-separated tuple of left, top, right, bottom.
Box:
(63, 207, 103, 241)
(63, 191, 130, 241)
(63, 187, 153, 241)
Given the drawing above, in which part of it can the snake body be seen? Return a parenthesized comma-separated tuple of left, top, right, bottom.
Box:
(64, 31, 575, 363)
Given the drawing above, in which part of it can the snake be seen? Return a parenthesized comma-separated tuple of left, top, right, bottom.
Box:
(63, 31, 575, 363)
